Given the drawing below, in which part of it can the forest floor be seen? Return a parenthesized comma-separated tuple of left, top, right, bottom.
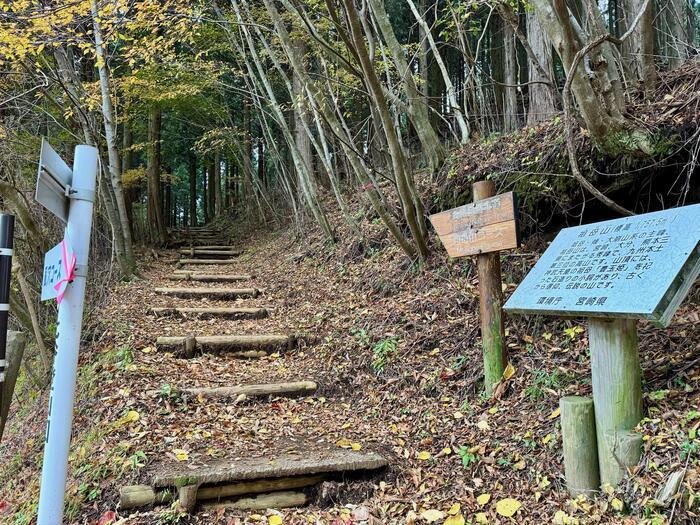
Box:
(0, 210, 699, 525)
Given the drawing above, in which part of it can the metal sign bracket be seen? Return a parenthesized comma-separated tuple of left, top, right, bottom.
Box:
(65, 185, 95, 203)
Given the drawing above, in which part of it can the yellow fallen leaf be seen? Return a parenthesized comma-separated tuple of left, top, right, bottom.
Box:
(268, 516, 283, 525)
(549, 407, 561, 420)
(441, 447, 452, 455)
(495, 498, 522, 517)
(476, 493, 491, 505)
(542, 433, 552, 445)
(123, 410, 140, 423)
(513, 459, 526, 470)
(448, 503, 460, 515)
(444, 515, 465, 525)
(488, 407, 498, 415)
(477, 420, 490, 431)
(173, 449, 189, 461)
(351, 442, 362, 451)
(417, 451, 431, 461)
(475, 512, 489, 524)
(611, 498, 624, 512)
(419, 509, 444, 523)
(336, 439, 352, 448)
(503, 363, 516, 380)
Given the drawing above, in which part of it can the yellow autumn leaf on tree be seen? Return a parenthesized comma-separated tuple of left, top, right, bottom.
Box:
(268, 516, 283, 525)
(477, 493, 491, 505)
(417, 451, 431, 461)
(495, 498, 522, 517)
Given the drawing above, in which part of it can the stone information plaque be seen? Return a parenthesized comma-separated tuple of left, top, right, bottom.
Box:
(504, 204, 700, 326)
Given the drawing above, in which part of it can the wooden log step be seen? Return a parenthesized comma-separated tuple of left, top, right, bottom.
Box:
(168, 272, 252, 282)
(153, 449, 388, 487)
(155, 334, 293, 357)
(154, 287, 259, 299)
(150, 307, 268, 319)
(179, 249, 242, 256)
(181, 380, 317, 399)
(201, 490, 307, 511)
(178, 258, 239, 265)
(189, 245, 236, 250)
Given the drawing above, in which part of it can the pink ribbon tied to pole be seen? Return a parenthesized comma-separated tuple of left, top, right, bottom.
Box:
(53, 238, 76, 305)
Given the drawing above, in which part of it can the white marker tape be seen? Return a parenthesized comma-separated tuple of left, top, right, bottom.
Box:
(0, 303, 9, 311)
(0, 248, 13, 256)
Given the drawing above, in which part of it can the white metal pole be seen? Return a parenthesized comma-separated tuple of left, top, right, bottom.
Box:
(37, 145, 98, 524)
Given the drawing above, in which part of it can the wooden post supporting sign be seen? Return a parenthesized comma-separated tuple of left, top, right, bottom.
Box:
(430, 181, 520, 396)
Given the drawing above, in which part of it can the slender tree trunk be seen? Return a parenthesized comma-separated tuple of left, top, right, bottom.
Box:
(242, 100, 255, 205)
(665, 0, 691, 68)
(214, 151, 222, 216)
(368, 0, 445, 174)
(503, 22, 519, 131)
(188, 151, 197, 226)
(91, 0, 137, 275)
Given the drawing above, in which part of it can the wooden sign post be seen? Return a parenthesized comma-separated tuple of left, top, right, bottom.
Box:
(505, 203, 700, 492)
(430, 181, 520, 396)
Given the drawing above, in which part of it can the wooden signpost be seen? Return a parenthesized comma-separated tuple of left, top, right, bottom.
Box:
(430, 181, 520, 396)
(504, 203, 700, 493)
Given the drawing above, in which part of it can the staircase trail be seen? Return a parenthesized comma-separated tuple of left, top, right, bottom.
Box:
(119, 227, 388, 515)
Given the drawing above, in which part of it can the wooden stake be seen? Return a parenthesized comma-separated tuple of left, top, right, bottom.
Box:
(473, 181, 507, 396)
(560, 396, 600, 496)
(589, 317, 643, 487)
(201, 490, 307, 511)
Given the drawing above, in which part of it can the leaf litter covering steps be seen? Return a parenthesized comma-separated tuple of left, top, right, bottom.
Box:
(177, 258, 241, 265)
(155, 334, 295, 357)
(168, 272, 253, 282)
(150, 306, 268, 320)
(120, 449, 388, 511)
(154, 287, 259, 299)
(178, 249, 243, 259)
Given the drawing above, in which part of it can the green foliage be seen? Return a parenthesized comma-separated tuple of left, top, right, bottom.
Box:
(371, 337, 400, 374)
(458, 446, 478, 468)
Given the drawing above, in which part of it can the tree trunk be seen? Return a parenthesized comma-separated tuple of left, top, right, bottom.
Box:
(532, 0, 651, 153)
(503, 21, 519, 132)
(620, 0, 656, 90)
(214, 151, 222, 216)
(664, 0, 691, 69)
(91, 0, 137, 275)
(207, 157, 216, 220)
(188, 152, 197, 227)
(147, 105, 166, 244)
(526, 11, 557, 125)
(368, 0, 445, 174)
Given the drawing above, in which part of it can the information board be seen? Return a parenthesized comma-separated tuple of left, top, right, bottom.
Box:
(430, 192, 520, 257)
(504, 204, 700, 326)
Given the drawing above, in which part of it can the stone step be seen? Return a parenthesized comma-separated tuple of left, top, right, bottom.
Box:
(119, 448, 388, 511)
(155, 334, 293, 357)
(168, 272, 252, 283)
(150, 306, 267, 319)
(154, 287, 259, 299)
